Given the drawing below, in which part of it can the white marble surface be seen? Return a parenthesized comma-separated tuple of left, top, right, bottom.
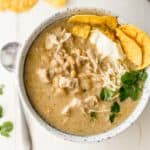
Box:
(0, 0, 150, 150)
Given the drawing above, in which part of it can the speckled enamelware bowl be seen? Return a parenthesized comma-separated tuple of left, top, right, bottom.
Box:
(15, 8, 150, 143)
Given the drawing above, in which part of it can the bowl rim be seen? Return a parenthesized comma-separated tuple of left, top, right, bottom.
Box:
(15, 7, 150, 143)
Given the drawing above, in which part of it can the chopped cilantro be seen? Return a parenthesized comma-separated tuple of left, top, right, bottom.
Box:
(119, 85, 129, 101)
(0, 85, 4, 95)
(0, 121, 13, 137)
(121, 71, 139, 85)
(109, 113, 116, 123)
(111, 102, 120, 113)
(0, 106, 3, 118)
(138, 70, 148, 81)
(129, 84, 141, 100)
(90, 112, 97, 119)
(119, 70, 147, 102)
(0, 84, 14, 137)
(100, 88, 113, 101)
(109, 102, 120, 123)
(119, 84, 140, 101)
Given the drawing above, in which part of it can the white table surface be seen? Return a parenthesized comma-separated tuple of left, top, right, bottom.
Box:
(0, 0, 150, 150)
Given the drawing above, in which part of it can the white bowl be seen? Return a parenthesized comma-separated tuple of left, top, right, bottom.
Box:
(15, 8, 150, 143)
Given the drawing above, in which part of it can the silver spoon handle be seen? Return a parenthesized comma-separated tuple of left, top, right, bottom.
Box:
(15, 95, 32, 150)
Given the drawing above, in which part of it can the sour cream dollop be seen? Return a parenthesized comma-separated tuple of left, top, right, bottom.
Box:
(89, 29, 123, 60)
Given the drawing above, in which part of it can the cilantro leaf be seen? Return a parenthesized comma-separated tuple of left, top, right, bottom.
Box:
(128, 85, 140, 100)
(100, 88, 113, 101)
(0, 85, 4, 95)
(109, 114, 116, 123)
(119, 84, 141, 101)
(0, 121, 13, 137)
(119, 86, 129, 101)
(138, 70, 148, 81)
(0, 106, 3, 118)
(119, 69, 147, 102)
(111, 102, 120, 113)
(121, 71, 139, 85)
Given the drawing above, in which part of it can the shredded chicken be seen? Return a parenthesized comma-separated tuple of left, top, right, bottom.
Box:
(88, 107, 109, 113)
(79, 77, 92, 91)
(100, 57, 128, 91)
(61, 96, 99, 115)
(72, 48, 89, 62)
(82, 96, 99, 112)
(45, 28, 71, 51)
(58, 76, 79, 89)
(60, 32, 71, 43)
(86, 49, 99, 72)
(61, 98, 81, 115)
(45, 34, 59, 50)
(37, 68, 50, 83)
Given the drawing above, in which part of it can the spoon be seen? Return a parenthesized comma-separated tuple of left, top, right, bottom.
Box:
(0, 42, 32, 150)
